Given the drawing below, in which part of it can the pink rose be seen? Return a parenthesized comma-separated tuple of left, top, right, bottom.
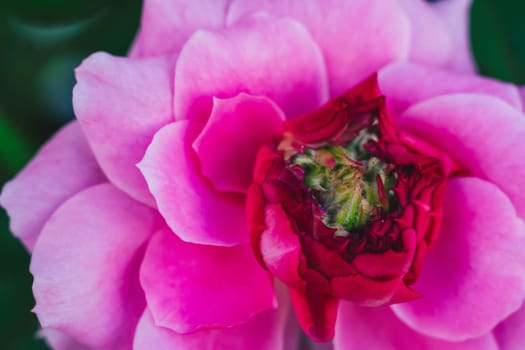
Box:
(3, 0, 525, 349)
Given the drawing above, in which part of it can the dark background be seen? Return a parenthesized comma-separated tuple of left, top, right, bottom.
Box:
(0, 0, 524, 348)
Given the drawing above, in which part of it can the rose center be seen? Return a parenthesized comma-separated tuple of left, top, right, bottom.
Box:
(288, 126, 398, 237)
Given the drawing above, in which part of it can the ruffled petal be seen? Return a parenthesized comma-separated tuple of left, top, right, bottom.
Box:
(379, 62, 522, 116)
(494, 302, 525, 350)
(174, 15, 328, 120)
(0, 122, 105, 251)
(134, 303, 290, 350)
(130, 0, 232, 57)
(193, 94, 285, 193)
(227, 0, 410, 96)
(73, 52, 175, 206)
(31, 184, 159, 349)
(140, 227, 276, 334)
(391, 178, 525, 341)
(335, 302, 498, 350)
(399, 93, 525, 220)
(139, 121, 247, 246)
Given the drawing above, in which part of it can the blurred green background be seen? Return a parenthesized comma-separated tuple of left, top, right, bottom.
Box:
(0, 0, 524, 349)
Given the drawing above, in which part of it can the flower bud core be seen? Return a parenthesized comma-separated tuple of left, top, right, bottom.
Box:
(287, 125, 398, 237)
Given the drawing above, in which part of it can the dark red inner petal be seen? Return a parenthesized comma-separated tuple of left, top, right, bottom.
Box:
(248, 74, 457, 341)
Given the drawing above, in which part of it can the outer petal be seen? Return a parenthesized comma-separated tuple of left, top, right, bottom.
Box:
(139, 121, 247, 246)
(228, 0, 411, 96)
(399, 93, 525, 219)
(430, 0, 475, 72)
(130, 0, 232, 57)
(40, 328, 89, 350)
(379, 62, 522, 116)
(73, 52, 175, 206)
(140, 227, 276, 334)
(395, 0, 451, 67)
(31, 184, 159, 349)
(494, 302, 525, 350)
(174, 15, 328, 120)
(193, 93, 285, 193)
(334, 302, 498, 350)
(392, 178, 525, 341)
(0, 122, 105, 251)
(134, 304, 290, 350)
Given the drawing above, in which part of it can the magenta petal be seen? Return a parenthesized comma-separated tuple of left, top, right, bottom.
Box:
(31, 184, 158, 349)
(392, 178, 525, 341)
(0, 122, 105, 251)
(379, 62, 522, 116)
(130, 0, 232, 57)
(73, 52, 175, 206)
(140, 228, 276, 334)
(174, 15, 328, 120)
(335, 302, 498, 350)
(134, 304, 290, 350)
(139, 121, 247, 246)
(193, 94, 285, 193)
(399, 93, 525, 219)
(228, 0, 410, 96)
(494, 302, 525, 350)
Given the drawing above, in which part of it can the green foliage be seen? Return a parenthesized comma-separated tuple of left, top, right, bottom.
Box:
(0, 1, 142, 349)
(471, 0, 525, 83)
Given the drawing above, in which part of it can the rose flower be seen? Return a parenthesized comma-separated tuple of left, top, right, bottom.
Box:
(248, 75, 453, 341)
(2, 1, 525, 349)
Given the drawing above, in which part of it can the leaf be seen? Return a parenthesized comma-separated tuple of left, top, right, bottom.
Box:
(471, 0, 525, 84)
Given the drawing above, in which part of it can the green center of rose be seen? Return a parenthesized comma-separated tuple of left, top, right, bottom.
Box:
(290, 127, 397, 236)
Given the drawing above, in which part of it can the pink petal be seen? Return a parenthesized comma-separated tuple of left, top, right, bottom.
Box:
(391, 177, 525, 341)
(193, 93, 285, 193)
(139, 121, 247, 246)
(431, 0, 475, 73)
(40, 328, 89, 350)
(134, 304, 291, 350)
(31, 183, 159, 349)
(494, 302, 525, 350)
(73, 52, 175, 206)
(227, 0, 410, 96)
(399, 93, 525, 220)
(395, 0, 452, 67)
(335, 302, 499, 350)
(0, 122, 105, 251)
(174, 15, 328, 120)
(130, 0, 232, 57)
(379, 62, 523, 116)
(140, 227, 276, 334)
